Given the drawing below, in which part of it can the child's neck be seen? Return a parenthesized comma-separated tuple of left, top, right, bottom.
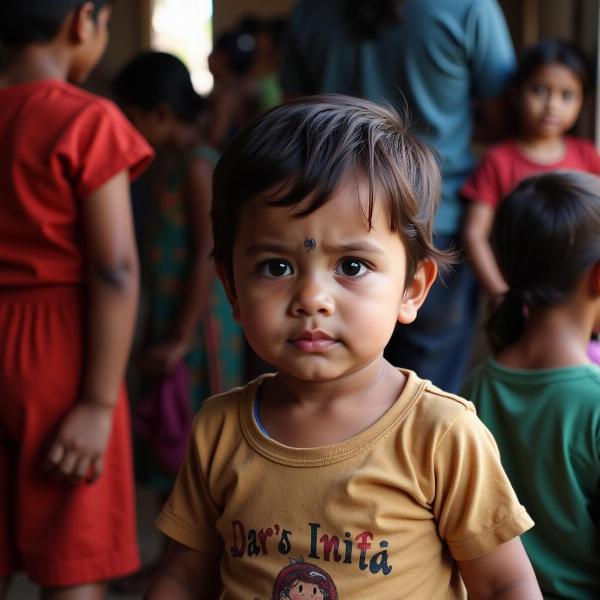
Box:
(0, 45, 71, 86)
(259, 358, 407, 448)
(497, 303, 592, 370)
(516, 132, 566, 165)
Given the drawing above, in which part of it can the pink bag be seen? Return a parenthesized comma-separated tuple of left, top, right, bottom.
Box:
(133, 361, 194, 476)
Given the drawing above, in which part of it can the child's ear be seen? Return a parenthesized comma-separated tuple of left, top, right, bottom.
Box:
(397, 258, 437, 324)
(216, 262, 241, 322)
(70, 2, 96, 44)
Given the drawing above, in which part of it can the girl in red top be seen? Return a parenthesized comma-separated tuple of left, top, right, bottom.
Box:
(0, 2, 152, 598)
(461, 40, 600, 301)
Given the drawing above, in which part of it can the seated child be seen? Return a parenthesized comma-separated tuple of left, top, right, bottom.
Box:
(463, 171, 600, 599)
(144, 95, 541, 599)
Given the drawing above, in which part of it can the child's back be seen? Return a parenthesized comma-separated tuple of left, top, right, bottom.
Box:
(0, 1, 152, 596)
(464, 360, 600, 597)
(463, 171, 600, 598)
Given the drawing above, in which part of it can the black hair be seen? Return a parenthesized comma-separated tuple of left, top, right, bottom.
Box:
(514, 39, 592, 93)
(112, 51, 206, 123)
(0, 0, 110, 47)
(213, 29, 256, 76)
(487, 171, 600, 352)
(345, 0, 405, 39)
(212, 94, 451, 287)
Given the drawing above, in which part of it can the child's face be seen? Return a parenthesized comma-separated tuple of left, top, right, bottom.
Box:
(287, 579, 325, 600)
(122, 105, 170, 149)
(223, 177, 434, 383)
(520, 62, 583, 139)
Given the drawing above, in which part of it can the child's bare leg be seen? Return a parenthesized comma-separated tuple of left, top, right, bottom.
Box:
(41, 583, 106, 600)
(0, 577, 11, 600)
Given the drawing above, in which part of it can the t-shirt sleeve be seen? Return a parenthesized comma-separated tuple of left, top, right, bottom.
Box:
(465, 0, 516, 99)
(432, 410, 534, 561)
(460, 149, 505, 208)
(60, 98, 153, 199)
(155, 415, 224, 555)
(579, 139, 600, 175)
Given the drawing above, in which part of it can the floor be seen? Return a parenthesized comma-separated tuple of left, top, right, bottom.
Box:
(7, 486, 163, 600)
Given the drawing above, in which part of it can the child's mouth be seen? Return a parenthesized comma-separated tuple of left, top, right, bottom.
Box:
(289, 331, 337, 352)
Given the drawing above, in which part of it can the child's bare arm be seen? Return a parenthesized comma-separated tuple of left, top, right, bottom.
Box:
(458, 538, 542, 599)
(45, 170, 139, 482)
(463, 201, 508, 300)
(144, 541, 222, 599)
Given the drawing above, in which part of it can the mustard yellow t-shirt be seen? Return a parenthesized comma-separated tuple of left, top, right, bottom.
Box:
(157, 370, 533, 599)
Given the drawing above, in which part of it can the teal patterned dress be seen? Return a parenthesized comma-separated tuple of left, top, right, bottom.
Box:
(138, 146, 242, 489)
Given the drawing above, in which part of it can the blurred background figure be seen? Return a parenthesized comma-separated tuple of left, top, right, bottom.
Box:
(112, 50, 243, 590)
(282, 0, 516, 392)
(208, 15, 285, 149)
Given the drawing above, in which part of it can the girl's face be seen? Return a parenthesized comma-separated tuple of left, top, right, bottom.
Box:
(287, 579, 325, 600)
(520, 62, 584, 140)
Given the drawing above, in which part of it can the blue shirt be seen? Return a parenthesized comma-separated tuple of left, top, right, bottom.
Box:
(283, 0, 516, 234)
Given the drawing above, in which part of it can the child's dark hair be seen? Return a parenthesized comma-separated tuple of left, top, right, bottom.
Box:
(112, 51, 206, 123)
(212, 94, 450, 287)
(0, 0, 111, 47)
(487, 171, 600, 352)
(514, 39, 592, 93)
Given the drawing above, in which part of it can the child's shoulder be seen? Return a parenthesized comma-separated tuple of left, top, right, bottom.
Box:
(403, 369, 480, 437)
(192, 375, 271, 436)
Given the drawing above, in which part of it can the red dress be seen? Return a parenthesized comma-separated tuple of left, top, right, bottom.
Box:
(0, 79, 153, 586)
(461, 137, 600, 208)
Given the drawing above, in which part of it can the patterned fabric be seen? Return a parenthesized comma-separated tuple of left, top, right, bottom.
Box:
(138, 146, 243, 488)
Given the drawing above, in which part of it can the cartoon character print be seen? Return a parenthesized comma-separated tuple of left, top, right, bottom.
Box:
(272, 558, 338, 600)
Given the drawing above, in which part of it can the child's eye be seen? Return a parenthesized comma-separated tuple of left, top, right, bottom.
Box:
(334, 258, 369, 277)
(563, 90, 575, 101)
(529, 83, 547, 96)
(258, 259, 293, 277)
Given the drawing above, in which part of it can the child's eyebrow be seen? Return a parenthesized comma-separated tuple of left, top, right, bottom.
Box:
(322, 241, 385, 255)
(244, 242, 292, 256)
(245, 240, 386, 255)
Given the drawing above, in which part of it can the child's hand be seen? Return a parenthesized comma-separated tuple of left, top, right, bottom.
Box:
(143, 340, 188, 376)
(44, 402, 114, 483)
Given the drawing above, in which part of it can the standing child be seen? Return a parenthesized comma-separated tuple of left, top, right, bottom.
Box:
(462, 40, 600, 300)
(144, 96, 541, 599)
(0, 1, 153, 599)
(462, 171, 600, 599)
(112, 52, 243, 484)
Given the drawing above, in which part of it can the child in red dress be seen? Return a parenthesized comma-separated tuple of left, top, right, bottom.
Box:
(0, 2, 153, 598)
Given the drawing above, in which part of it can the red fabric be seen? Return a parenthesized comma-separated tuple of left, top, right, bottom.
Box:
(461, 137, 600, 208)
(0, 287, 140, 586)
(0, 79, 153, 287)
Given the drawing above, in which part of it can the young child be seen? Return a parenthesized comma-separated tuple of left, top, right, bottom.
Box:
(144, 96, 542, 599)
(462, 39, 600, 300)
(0, 1, 153, 598)
(462, 171, 600, 599)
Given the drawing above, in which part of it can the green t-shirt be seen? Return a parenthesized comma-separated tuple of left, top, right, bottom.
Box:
(462, 359, 600, 598)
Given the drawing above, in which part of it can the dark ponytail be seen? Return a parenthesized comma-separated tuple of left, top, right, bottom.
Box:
(345, 0, 405, 39)
(487, 171, 600, 352)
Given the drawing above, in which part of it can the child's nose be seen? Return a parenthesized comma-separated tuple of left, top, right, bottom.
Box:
(289, 274, 335, 316)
